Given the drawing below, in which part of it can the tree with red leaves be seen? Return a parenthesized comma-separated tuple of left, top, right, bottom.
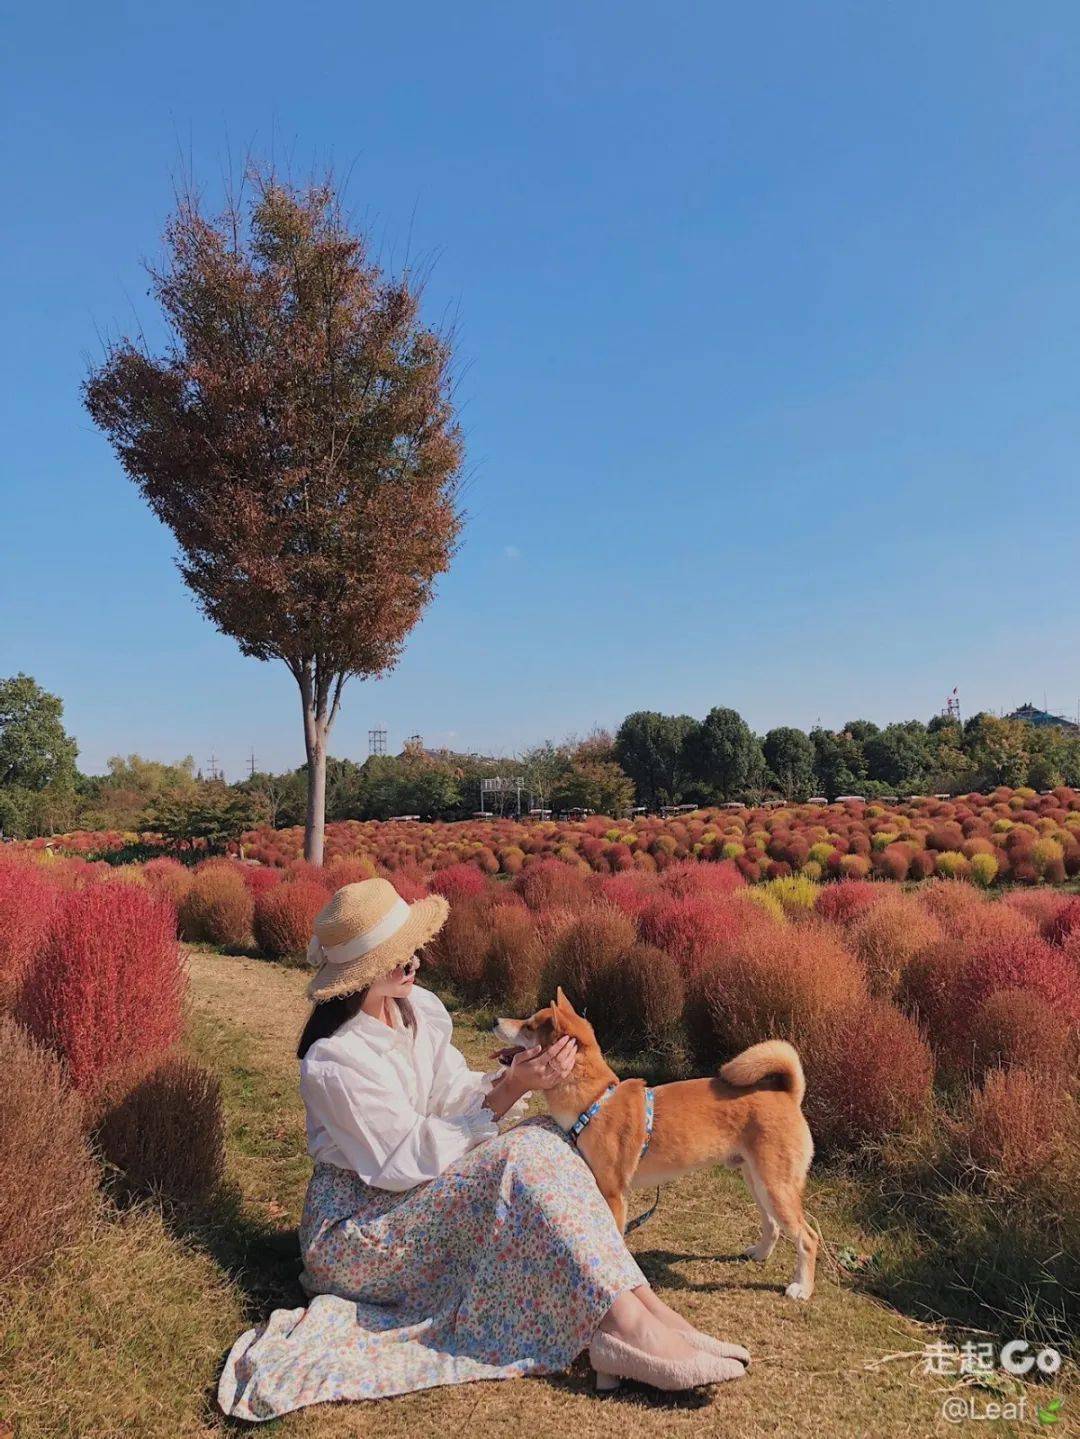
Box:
(84, 173, 463, 863)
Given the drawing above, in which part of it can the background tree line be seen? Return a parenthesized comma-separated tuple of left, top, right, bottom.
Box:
(4, 672, 1080, 843)
(613, 707, 1080, 808)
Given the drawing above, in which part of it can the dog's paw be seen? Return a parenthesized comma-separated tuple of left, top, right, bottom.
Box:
(743, 1242, 775, 1263)
(784, 1282, 812, 1301)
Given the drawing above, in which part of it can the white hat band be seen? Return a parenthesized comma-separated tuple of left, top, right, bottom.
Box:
(314, 896, 412, 968)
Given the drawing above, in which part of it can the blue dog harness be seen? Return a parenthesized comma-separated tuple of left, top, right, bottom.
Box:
(567, 1082, 661, 1234)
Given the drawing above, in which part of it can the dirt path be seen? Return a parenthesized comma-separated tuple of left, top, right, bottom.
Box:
(185, 950, 1034, 1439)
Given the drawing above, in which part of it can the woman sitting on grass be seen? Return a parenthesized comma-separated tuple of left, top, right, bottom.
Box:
(218, 877, 748, 1421)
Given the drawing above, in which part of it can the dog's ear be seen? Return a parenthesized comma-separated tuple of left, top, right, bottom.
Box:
(549, 1002, 563, 1037)
(555, 985, 577, 1015)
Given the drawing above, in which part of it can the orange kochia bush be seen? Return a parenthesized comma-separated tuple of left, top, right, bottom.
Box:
(178, 863, 253, 949)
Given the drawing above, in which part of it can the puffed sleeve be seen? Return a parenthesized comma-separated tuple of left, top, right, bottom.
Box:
(301, 1055, 499, 1192)
(422, 990, 532, 1124)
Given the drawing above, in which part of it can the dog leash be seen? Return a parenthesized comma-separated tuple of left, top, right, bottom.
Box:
(568, 1082, 662, 1234)
(624, 1186, 662, 1235)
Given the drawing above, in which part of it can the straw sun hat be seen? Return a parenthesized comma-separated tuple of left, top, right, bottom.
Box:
(305, 877, 450, 1003)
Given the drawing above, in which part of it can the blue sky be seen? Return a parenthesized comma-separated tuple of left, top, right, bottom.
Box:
(4, 2, 1080, 778)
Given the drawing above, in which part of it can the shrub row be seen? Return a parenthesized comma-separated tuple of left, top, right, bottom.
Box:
(0, 853, 226, 1291)
(23, 784, 1080, 889)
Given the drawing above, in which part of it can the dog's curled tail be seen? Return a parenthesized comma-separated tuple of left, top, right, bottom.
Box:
(720, 1040, 805, 1108)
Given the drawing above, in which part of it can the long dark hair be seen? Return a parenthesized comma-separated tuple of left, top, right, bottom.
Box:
(297, 988, 416, 1060)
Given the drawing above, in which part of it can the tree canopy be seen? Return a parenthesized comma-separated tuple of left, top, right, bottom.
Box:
(84, 172, 463, 863)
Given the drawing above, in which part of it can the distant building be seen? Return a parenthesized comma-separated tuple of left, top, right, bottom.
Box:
(1006, 703, 1080, 733)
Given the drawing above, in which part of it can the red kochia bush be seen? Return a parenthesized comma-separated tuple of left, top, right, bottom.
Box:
(899, 902, 1039, 1047)
(602, 942, 685, 1052)
(379, 865, 430, 901)
(1043, 896, 1080, 948)
(871, 845, 911, 882)
(0, 859, 58, 1007)
(429, 863, 489, 902)
(586, 870, 660, 920)
(141, 856, 194, 914)
(322, 855, 377, 888)
(656, 859, 744, 900)
(1000, 889, 1068, 934)
(427, 895, 491, 996)
(814, 880, 884, 928)
(19, 882, 184, 1096)
(253, 879, 330, 960)
(481, 904, 543, 1014)
(280, 858, 327, 886)
(956, 1067, 1070, 1184)
(238, 864, 283, 897)
(907, 850, 937, 880)
(91, 1053, 226, 1210)
(514, 859, 590, 912)
(849, 894, 942, 998)
(804, 999, 934, 1153)
(916, 879, 984, 926)
(638, 894, 744, 976)
(953, 935, 1080, 1025)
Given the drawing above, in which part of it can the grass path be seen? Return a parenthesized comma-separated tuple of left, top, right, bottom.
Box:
(181, 949, 1043, 1439)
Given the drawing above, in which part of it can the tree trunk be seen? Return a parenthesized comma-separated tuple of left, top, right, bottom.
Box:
(297, 663, 345, 868)
(304, 729, 327, 865)
(299, 671, 327, 867)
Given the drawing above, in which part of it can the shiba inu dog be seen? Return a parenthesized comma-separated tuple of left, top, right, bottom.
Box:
(493, 987, 817, 1300)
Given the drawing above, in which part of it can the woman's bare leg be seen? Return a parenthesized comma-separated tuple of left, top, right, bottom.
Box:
(633, 1285, 699, 1334)
(595, 1287, 699, 1361)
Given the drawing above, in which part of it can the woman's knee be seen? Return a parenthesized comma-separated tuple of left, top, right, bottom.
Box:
(502, 1118, 573, 1166)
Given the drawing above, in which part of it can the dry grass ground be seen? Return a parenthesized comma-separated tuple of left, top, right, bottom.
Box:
(2, 947, 1070, 1438)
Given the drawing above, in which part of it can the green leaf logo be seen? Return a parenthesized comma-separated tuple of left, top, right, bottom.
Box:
(1038, 1397, 1064, 1426)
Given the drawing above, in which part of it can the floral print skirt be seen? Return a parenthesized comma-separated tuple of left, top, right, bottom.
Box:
(217, 1116, 648, 1422)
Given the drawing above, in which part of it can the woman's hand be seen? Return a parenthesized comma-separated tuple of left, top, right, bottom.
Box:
(507, 1034, 578, 1092)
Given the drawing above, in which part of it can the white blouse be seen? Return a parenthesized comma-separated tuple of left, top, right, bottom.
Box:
(299, 982, 530, 1191)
